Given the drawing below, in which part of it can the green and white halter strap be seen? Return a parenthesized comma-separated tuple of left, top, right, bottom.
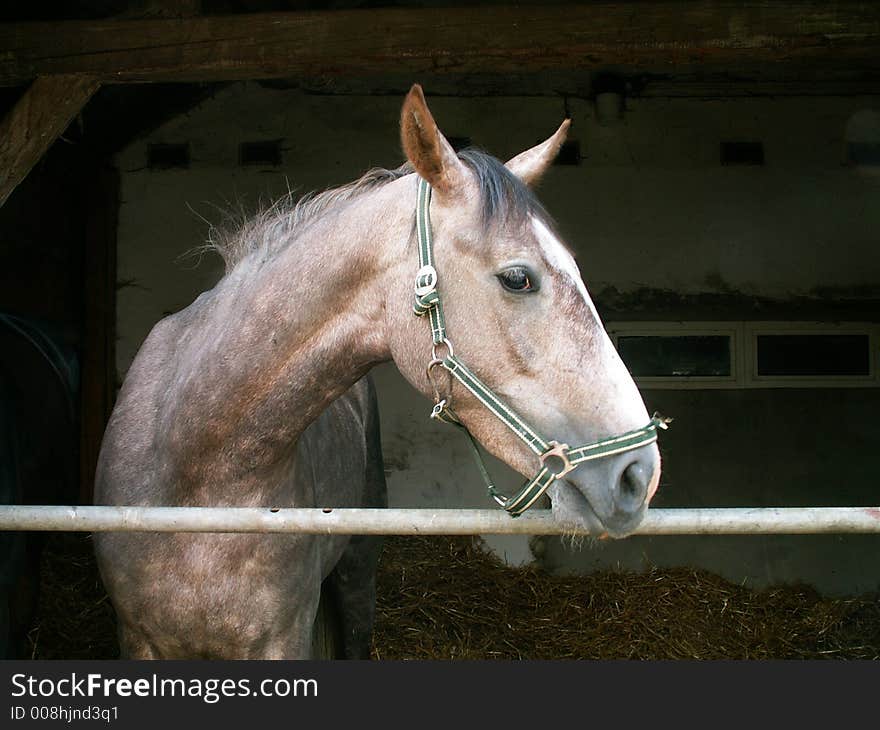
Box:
(412, 177, 670, 517)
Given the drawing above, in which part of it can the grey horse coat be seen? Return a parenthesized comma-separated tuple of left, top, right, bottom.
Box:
(94, 84, 662, 660)
(94, 357, 386, 659)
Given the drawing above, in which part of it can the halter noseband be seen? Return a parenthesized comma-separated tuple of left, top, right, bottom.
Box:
(412, 177, 670, 517)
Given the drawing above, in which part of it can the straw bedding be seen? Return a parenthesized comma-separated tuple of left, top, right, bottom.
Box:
(24, 533, 879, 660)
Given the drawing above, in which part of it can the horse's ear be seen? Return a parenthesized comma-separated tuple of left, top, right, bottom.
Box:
(400, 84, 467, 199)
(505, 119, 571, 187)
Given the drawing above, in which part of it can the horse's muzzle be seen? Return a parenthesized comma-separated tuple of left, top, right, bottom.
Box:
(605, 444, 661, 536)
(555, 443, 660, 538)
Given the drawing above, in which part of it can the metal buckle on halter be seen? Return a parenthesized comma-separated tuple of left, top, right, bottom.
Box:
(414, 265, 438, 297)
(430, 399, 448, 420)
(540, 440, 576, 480)
(430, 337, 454, 362)
(426, 356, 452, 412)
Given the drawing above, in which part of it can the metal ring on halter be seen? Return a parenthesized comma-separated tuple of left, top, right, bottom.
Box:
(426, 358, 451, 405)
(414, 264, 438, 297)
(430, 399, 448, 420)
(540, 440, 576, 479)
(431, 337, 454, 362)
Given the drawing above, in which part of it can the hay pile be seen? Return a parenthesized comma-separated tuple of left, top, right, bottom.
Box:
(25, 533, 117, 660)
(372, 537, 879, 660)
(24, 532, 880, 660)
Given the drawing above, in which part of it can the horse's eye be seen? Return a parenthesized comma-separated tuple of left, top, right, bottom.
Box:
(497, 267, 537, 293)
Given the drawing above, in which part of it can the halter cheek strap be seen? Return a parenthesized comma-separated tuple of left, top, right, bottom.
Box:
(412, 177, 670, 517)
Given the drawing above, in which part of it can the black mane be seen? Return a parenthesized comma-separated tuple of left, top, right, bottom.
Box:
(457, 148, 552, 229)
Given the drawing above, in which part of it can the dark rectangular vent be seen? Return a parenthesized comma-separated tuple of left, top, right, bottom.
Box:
(721, 141, 764, 166)
(756, 334, 870, 377)
(553, 141, 580, 166)
(848, 142, 880, 166)
(447, 136, 472, 152)
(239, 140, 283, 167)
(147, 143, 190, 170)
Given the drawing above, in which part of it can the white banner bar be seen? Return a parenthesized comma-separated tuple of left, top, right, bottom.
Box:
(0, 505, 878, 535)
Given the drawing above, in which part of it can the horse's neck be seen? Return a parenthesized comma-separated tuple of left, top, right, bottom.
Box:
(160, 179, 411, 492)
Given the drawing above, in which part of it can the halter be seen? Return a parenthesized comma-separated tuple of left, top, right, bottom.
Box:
(412, 177, 670, 516)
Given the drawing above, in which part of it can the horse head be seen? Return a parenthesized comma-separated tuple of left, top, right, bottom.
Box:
(388, 85, 662, 537)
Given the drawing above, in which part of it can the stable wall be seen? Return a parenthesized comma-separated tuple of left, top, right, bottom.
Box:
(114, 83, 880, 594)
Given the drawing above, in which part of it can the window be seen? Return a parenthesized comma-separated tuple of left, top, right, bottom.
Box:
(720, 141, 765, 166)
(608, 323, 740, 388)
(748, 323, 876, 387)
(845, 110, 880, 169)
(616, 335, 732, 378)
(239, 140, 283, 167)
(847, 142, 880, 167)
(608, 322, 879, 389)
(147, 143, 190, 170)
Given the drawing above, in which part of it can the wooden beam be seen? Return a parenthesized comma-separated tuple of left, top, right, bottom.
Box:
(0, 3, 878, 87)
(79, 162, 118, 505)
(0, 75, 100, 207)
(114, 0, 201, 19)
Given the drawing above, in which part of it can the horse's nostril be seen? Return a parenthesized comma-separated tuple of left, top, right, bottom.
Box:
(616, 461, 650, 514)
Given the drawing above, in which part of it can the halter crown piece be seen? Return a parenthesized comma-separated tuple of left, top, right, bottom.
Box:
(412, 177, 670, 516)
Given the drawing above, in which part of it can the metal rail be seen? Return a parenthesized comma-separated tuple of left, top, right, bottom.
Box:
(0, 505, 878, 535)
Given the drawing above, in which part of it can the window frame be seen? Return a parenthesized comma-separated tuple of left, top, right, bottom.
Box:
(607, 320, 880, 389)
(606, 321, 744, 389)
(745, 321, 879, 388)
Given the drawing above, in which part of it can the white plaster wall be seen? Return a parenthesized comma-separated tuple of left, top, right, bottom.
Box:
(115, 84, 880, 578)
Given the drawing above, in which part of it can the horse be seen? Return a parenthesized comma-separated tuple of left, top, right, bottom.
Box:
(0, 314, 79, 658)
(93, 85, 662, 659)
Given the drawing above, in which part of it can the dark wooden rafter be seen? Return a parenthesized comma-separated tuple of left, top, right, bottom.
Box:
(80, 162, 118, 505)
(0, 75, 100, 207)
(113, 0, 201, 19)
(0, 2, 878, 87)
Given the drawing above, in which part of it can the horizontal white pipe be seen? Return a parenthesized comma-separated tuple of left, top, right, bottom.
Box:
(0, 505, 878, 535)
